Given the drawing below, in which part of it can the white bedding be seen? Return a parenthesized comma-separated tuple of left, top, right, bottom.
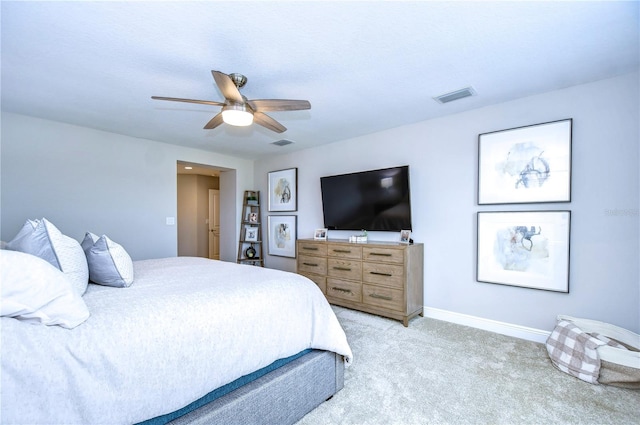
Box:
(1, 257, 353, 425)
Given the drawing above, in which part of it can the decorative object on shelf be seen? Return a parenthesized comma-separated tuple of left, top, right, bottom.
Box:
(268, 168, 297, 212)
(244, 226, 259, 242)
(244, 245, 257, 259)
(478, 119, 572, 205)
(399, 230, 411, 244)
(314, 228, 328, 240)
(268, 215, 297, 258)
(476, 210, 571, 292)
(237, 190, 264, 267)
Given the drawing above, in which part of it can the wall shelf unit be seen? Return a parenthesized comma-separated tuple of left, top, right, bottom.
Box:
(237, 190, 264, 267)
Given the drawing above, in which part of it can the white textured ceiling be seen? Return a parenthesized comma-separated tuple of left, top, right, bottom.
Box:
(2, 1, 638, 160)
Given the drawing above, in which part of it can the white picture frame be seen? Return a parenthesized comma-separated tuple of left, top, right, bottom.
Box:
(244, 226, 259, 242)
(268, 215, 297, 258)
(314, 228, 328, 240)
(268, 168, 297, 212)
(476, 211, 571, 292)
(399, 230, 411, 244)
(478, 119, 572, 204)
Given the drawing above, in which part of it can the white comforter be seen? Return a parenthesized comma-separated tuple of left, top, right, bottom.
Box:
(1, 257, 352, 425)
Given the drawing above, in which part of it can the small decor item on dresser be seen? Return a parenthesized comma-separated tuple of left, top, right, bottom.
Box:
(399, 230, 411, 244)
(348, 230, 367, 243)
(314, 228, 328, 240)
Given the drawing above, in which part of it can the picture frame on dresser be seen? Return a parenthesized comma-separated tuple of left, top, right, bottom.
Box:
(476, 210, 571, 293)
(478, 119, 572, 204)
(268, 168, 297, 212)
(314, 228, 328, 240)
(268, 215, 297, 258)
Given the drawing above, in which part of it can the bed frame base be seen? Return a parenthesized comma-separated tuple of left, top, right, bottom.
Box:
(170, 350, 344, 425)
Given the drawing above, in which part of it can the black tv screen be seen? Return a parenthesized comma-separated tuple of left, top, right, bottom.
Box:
(320, 166, 412, 231)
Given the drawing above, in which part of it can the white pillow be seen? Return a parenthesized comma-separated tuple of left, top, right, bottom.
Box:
(6, 218, 89, 295)
(0, 250, 90, 329)
(81, 232, 134, 287)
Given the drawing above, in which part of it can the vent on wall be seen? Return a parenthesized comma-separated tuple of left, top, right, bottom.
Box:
(433, 86, 476, 104)
(272, 139, 294, 146)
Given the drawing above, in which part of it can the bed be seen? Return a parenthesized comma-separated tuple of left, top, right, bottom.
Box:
(1, 253, 353, 425)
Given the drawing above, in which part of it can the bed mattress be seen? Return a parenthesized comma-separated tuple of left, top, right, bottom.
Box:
(1, 257, 352, 424)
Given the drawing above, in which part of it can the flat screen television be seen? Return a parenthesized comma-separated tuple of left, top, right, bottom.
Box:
(320, 165, 412, 231)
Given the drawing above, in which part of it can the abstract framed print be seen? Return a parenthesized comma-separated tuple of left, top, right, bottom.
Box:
(478, 119, 572, 204)
(268, 168, 297, 212)
(477, 210, 570, 292)
(268, 215, 297, 258)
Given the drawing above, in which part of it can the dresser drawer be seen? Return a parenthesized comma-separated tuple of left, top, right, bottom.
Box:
(362, 246, 404, 264)
(301, 272, 326, 294)
(362, 284, 404, 312)
(363, 262, 404, 289)
(327, 278, 362, 303)
(297, 254, 327, 275)
(327, 258, 362, 281)
(327, 243, 362, 260)
(298, 241, 327, 256)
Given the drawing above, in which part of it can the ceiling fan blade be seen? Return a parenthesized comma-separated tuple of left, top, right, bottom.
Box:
(151, 96, 224, 107)
(248, 99, 311, 112)
(211, 70, 243, 103)
(203, 113, 224, 130)
(253, 112, 286, 133)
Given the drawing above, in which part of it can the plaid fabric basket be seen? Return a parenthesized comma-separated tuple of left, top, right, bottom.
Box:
(546, 315, 640, 389)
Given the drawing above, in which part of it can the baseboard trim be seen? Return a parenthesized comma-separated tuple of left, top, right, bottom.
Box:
(423, 307, 550, 344)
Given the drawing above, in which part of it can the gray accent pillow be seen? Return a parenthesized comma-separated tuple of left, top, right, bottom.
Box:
(81, 232, 134, 287)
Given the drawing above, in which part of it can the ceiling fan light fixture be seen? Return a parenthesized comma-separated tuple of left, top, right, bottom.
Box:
(221, 104, 253, 127)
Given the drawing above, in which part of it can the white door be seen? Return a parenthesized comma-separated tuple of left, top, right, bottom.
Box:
(208, 189, 220, 260)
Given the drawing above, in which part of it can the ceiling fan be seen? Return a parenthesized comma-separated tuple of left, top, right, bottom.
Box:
(152, 70, 311, 133)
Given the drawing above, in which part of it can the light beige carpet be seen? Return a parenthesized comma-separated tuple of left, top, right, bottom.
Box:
(298, 307, 639, 425)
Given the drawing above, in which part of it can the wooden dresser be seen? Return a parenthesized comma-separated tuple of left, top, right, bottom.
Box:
(296, 238, 424, 326)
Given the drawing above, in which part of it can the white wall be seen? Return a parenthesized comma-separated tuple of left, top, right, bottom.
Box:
(255, 72, 640, 334)
(0, 113, 254, 262)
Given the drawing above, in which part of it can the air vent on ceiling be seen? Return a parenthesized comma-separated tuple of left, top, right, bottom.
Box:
(433, 86, 476, 104)
(272, 139, 294, 147)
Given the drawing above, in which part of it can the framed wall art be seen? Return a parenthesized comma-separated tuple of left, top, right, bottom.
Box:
(268, 168, 297, 212)
(476, 210, 571, 292)
(478, 119, 572, 204)
(268, 215, 297, 258)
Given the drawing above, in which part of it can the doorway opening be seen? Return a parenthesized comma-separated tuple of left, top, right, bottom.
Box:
(176, 161, 234, 261)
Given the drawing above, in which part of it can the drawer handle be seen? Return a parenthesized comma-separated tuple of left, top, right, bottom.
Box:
(331, 287, 352, 294)
(369, 271, 392, 277)
(333, 266, 352, 271)
(369, 293, 393, 301)
(333, 249, 352, 253)
(370, 252, 392, 257)
(303, 262, 319, 267)
(303, 247, 319, 251)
